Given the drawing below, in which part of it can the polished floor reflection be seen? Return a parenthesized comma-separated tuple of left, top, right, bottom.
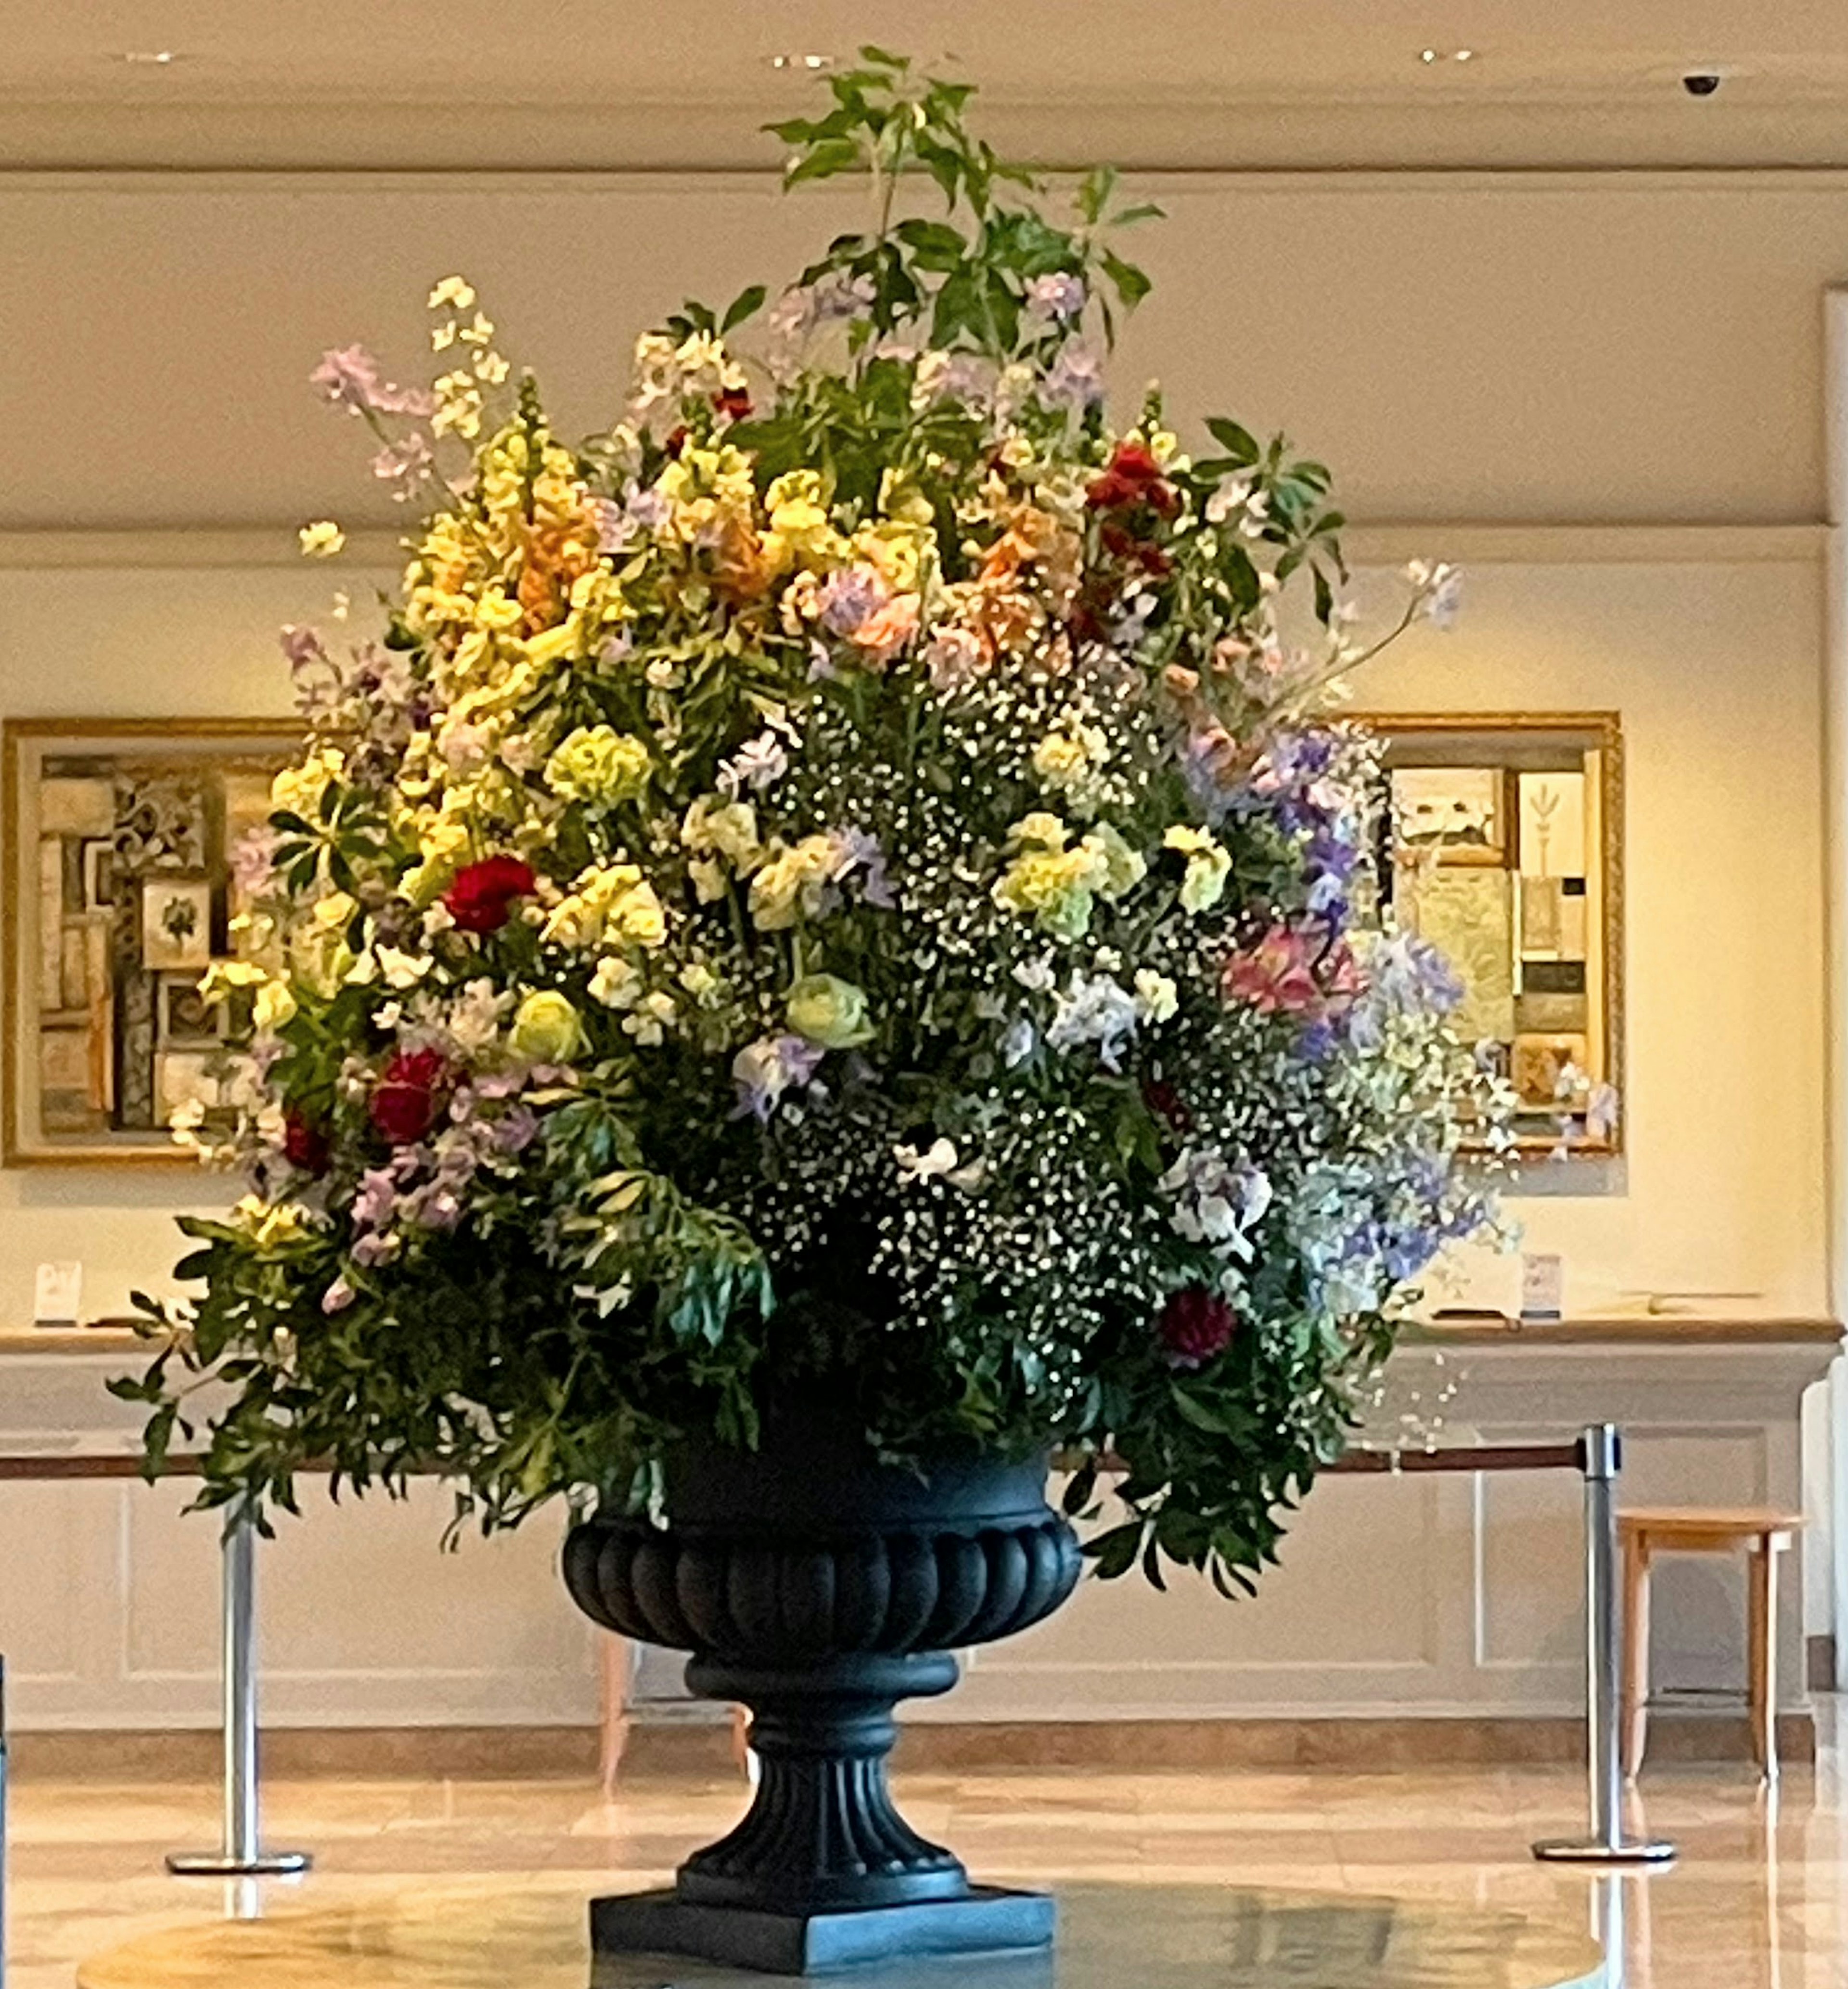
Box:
(74, 1883, 1603, 1989)
(9, 1738, 1845, 1988)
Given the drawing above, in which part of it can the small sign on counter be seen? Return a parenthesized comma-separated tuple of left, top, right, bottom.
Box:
(1520, 1254, 1565, 1323)
(32, 1261, 81, 1328)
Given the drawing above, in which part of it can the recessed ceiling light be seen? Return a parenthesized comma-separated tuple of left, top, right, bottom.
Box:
(121, 49, 182, 65)
(1454, 48, 1476, 62)
(1419, 48, 1439, 63)
(1418, 47, 1480, 65)
(768, 52, 834, 72)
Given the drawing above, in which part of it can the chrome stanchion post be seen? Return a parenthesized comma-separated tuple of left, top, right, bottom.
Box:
(1534, 1424, 1676, 1866)
(167, 1515, 310, 1879)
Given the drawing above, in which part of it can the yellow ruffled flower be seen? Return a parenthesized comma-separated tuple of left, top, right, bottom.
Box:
(253, 979, 299, 1032)
(786, 973, 875, 1050)
(544, 726, 651, 806)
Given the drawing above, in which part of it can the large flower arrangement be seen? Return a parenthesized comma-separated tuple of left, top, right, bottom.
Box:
(120, 54, 1500, 1596)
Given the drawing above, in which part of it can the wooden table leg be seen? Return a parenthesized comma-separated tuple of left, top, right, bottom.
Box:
(600, 1634, 632, 1799)
(1621, 1530, 1652, 1779)
(1747, 1536, 1779, 1779)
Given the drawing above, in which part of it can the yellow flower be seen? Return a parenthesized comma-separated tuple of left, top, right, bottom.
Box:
(748, 835, 840, 931)
(298, 520, 345, 559)
(993, 841, 1111, 942)
(1087, 823, 1147, 901)
(1164, 825, 1232, 912)
(509, 990, 584, 1064)
(270, 746, 346, 823)
(428, 276, 477, 311)
(253, 979, 298, 1032)
(544, 726, 651, 806)
(198, 960, 268, 1006)
(542, 866, 666, 952)
(232, 1196, 314, 1253)
(786, 974, 875, 1050)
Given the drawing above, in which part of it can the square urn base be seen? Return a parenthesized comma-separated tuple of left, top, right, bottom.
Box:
(590, 1885, 1056, 1976)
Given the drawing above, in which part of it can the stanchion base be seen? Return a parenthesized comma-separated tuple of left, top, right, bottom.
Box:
(165, 1849, 313, 1878)
(1532, 1836, 1677, 1866)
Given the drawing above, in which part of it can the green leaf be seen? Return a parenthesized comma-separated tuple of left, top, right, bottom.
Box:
(1085, 1521, 1144, 1581)
(1205, 417, 1260, 464)
(721, 284, 767, 333)
(784, 138, 863, 188)
(1099, 248, 1152, 310)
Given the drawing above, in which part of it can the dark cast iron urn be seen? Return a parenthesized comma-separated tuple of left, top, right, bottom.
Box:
(562, 1405, 1083, 1974)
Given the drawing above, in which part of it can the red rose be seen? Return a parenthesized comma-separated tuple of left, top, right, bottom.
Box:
(369, 1048, 450, 1146)
(444, 855, 536, 935)
(282, 1110, 331, 1177)
(1086, 441, 1178, 517)
(1142, 1078, 1193, 1135)
(712, 386, 753, 422)
(1157, 1288, 1237, 1369)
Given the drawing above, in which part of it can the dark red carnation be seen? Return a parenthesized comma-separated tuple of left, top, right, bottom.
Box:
(1142, 1078, 1193, 1135)
(369, 1048, 450, 1146)
(712, 386, 753, 422)
(282, 1110, 331, 1177)
(444, 855, 536, 935)
(1157, 1287, 1237, 1369)
(1086, 441, 1178, 517)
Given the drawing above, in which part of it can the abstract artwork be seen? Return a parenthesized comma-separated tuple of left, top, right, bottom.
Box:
(3, 720, 297, 1163)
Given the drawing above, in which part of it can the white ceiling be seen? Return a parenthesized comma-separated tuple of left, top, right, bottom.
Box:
(5, 2, 1848, 170)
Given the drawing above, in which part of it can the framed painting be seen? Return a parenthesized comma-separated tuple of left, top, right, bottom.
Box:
(1357, 712, 1624, 1155)
(3, 719, 300, 1165)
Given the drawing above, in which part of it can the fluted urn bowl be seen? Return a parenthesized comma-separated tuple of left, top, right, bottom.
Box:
(562, 1400, 1083, 1973)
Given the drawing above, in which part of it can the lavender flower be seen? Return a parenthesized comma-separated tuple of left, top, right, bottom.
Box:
(1041, 344, 1105, 413)
(817, 565, 886, 638)
(732, 1034, 826, 1121)
(1025, 273, 1087, 322)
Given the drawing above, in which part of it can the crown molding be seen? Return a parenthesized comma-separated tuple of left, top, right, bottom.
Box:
(0, 524, 1822, 573)
(9, 94, 1848, 177)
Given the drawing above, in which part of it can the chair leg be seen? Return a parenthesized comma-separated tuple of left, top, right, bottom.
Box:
(1620, 1534, 1651, 1779)
(730, 1704, 753, 1779)
(1748, 1539, 1779, 1779)
(599, 1634, 633, 1799)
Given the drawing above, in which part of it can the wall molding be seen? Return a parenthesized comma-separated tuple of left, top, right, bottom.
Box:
(0, 522, 1824, 574)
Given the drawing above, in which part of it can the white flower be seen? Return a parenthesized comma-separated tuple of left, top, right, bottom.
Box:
(894, 1138, 986, 1191)
(1012, 956, 1056, 994)
(376, 945, 433, 990)
(589, 956, 644, 1009)
(1048, 973, 1141, 1071)
(298, 520, 345, 559)
(1133, 970, 1179, 1024)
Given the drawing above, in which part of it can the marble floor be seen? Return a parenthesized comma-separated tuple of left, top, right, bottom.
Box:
(9, 1746, 1845, 1987)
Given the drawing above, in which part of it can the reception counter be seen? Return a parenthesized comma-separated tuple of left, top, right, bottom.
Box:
(0, 1317, 1833, 1753)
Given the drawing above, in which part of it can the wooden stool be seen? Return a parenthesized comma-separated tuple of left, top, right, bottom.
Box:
(1618, 1508, 1803, 1780)
(599, 1634, 752, 1797)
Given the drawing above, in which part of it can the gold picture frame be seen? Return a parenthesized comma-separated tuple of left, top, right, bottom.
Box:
(1357, 711, 1625, 1156)
(2, 719, 300, 1167)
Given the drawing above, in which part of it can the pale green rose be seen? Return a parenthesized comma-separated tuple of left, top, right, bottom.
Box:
(510, 989, 584, 1063)
(544, 725, 650, 806)
(786, 973, 875, 1051)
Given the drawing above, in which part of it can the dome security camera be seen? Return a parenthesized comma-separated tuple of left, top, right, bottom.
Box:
(1682, 72, 1722, 96)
